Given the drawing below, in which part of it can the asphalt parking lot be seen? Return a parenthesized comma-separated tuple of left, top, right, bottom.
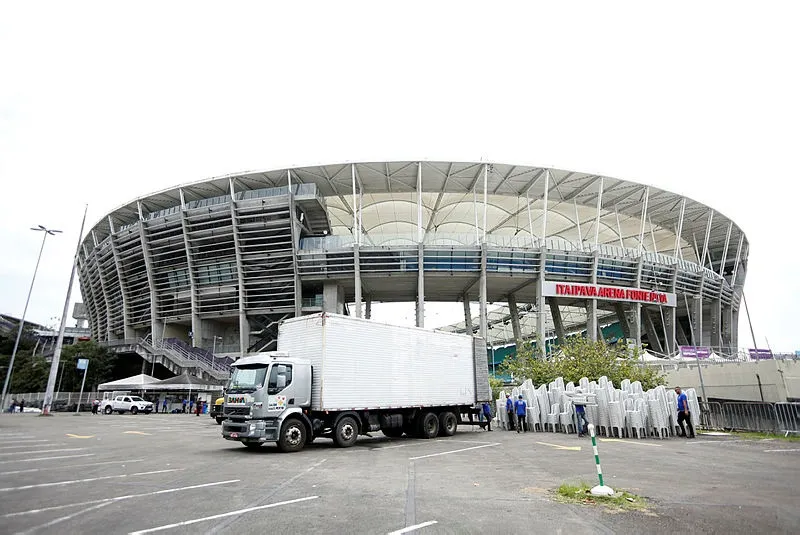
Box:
(0, 413, 798, 535)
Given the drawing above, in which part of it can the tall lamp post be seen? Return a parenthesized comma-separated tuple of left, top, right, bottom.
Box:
(1, 225, 61, 409)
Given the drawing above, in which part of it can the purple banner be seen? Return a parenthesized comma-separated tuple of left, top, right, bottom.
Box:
(679, 346, 711, 359)
(748, 348, 773, 360)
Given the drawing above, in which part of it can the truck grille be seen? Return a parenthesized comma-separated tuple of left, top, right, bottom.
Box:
(224, 407, 249, 416)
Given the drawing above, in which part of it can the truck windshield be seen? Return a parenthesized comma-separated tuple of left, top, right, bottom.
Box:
(228, 365, 268, 393)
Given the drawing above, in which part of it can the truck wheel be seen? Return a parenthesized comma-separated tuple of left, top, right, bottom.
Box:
(131, 406, 139, 415)
(418, 412, 439, 439)
(104, 406, 112, 415)
(382, 427, 404, 438)
(216, 417, 224, 425)
(277, 419, 307, 453)
(439, 412, 457, 436)
(333, 416, 359, 448)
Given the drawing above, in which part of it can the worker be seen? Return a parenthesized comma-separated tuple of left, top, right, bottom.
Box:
(574, 400, 588, 437)
(482, 401, 493, 431)
(515, 395, 527, 433)
(674, 386, 695, 438)
(505, 394, 515, 431)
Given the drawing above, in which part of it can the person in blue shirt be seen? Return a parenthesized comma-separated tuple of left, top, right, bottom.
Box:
(674, 386, 695, 438)
(575, 401, 588, 437)
(515, 395, 527, 433)
(505, 394, 515, 431)
(481, 402, 493, 431)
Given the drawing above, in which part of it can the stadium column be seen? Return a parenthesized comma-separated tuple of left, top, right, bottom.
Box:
(228, 180, 249, 356)
(587, 250, 599, 341)
(642, 309, 664, 353)
(287, 181, 304, 319)
(416, 243, 424, 327)
(478, 243, 488, 340)
(416, 162, 424, 328)
(463, 293, 473, 334)
(693, 275, 705, 347)
(710, 297, 723, 350)
(137, 200, 164, 344)
(92, 230, 115, 341)
(549, 299, 566, 345)
(178, 189, 201, 348)
(507, 293, 522, 343)
(536, 246, 546, 357)
(365, 295, 371, 320)
(108, 217, 134, 340)
(355, 243, 363, 319)
(663, 263, 679, 355)
(633, 256, 643, 348)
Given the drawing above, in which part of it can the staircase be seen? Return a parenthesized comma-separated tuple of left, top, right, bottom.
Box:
(108, 336, 231, 382)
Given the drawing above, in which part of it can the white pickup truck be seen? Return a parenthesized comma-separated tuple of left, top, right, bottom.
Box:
(102, 395, 154, 415)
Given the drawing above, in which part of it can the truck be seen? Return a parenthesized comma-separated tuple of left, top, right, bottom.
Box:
(210, 396, 225, 424)
(221, 313, 490, 452)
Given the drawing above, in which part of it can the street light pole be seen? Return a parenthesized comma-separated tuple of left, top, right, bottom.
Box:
(1, 225, 61, 410)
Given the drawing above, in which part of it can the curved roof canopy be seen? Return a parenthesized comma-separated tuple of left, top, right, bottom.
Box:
(89, 161, 747, 266)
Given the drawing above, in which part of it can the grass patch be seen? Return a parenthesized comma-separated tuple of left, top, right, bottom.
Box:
(701, 430, 800, 442)
(554, 482, 648, 511)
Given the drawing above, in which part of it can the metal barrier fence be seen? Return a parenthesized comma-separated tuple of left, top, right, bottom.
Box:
(699, 401, 800, 434)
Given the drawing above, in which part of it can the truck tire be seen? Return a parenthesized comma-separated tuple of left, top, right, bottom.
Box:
(333, 416, 359, 448)
(418, 412, 439, 439)
(216, 417, 224, 425)
(131, 406, 138, 415)
(439, 412, 457, 436)
(104, 406, 112, 415)
(277, 419, 307, 453)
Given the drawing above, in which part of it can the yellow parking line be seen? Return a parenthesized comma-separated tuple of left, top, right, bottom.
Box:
(123, 431, 153, 436)
(600, 438, 662, 447)
(66, 434, 95, 439)
(536, 441, 582, 451)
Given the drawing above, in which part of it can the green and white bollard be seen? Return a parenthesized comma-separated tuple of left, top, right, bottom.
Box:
(587, 423, 614, 496)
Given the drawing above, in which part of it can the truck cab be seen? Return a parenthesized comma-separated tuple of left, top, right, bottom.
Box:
(221, 353, 312, 451)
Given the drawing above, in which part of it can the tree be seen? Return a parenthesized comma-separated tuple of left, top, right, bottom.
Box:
(499, 336, 665, 390)
(60, 341, 117, 391)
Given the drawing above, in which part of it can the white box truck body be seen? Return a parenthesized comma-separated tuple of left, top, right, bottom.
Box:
(221, 313, 490, 452)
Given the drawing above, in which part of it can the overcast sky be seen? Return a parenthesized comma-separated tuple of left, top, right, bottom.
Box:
(1, 2, 798, 351)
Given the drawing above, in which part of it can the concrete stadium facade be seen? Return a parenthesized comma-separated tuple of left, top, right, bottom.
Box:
(77, 161, 748, 359)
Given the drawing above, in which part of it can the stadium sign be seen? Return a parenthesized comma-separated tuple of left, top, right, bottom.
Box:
(542, 281, 676, 307)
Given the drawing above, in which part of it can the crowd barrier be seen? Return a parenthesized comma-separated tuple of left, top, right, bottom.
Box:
(700, 401, 800, 435)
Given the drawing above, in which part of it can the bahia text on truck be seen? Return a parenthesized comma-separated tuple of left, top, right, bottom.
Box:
(221, 313, 491, 452)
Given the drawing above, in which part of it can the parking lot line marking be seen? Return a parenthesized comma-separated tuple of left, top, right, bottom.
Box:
(388, 520, 438, 535)
(600, 439, 662, 447)
(66, 434, 95, 439)
(14, 501, 112, 535)
(4, 479, 241, 518)
(409, 443, 499, 460)
(124, 431, 153, 436)
(764, 448, 800, 452)
(128, 495, 320, 534)
(535, 442, 582, 451)
(0, 458, 144, 476)
(0, 468, 183, 492)
(0, 453, 95, 464)
(0, 443, 66, 450)
(0, 448, 86, 457)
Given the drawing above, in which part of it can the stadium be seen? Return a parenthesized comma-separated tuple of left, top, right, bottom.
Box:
(76, 161, 748, 379)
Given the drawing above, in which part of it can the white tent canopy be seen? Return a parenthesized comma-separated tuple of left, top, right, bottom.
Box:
(98, 373, 160, 391)
(149, 373, 223, 392)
